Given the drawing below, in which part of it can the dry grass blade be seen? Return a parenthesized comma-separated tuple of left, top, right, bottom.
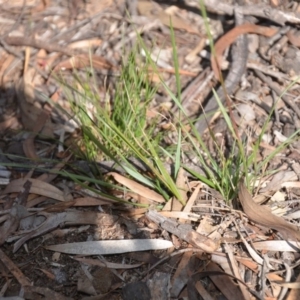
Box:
(0, 248, 31, 287)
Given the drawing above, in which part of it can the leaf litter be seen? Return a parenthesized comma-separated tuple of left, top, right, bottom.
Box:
(1, 0, 300, 299)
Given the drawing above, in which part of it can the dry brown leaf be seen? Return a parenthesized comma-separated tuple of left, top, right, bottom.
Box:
(187, 262, 244, 300)
(108, 172, 165, 203)
(184, 183, 201, 215)
(0, 116, 20, 132)
(176, 167, 188, 209)
(36, 268, 55, 280)
(238, 258, 258, 273)
(238, 181, 300, 241)
(3, 178, 67, 202)
(286, 273, 300, 299)
(224, 243, 251, 300)
(43, 200, 77, 213)
(206, 262, 245, 300)
(73, 197, 114, 206)
(272, 281, 300, 289)
(267, 273, 285, 281)
(43, 52, 61, 71)
(124, 191, 153, 204)
(15, 75, 55, 138)
(0, 248, 31, 287)
(167, 167, 186, 212)
(22, 110, 50, 160)
(170, 251, 193, 298)
(0, 54, 15, 85)
(37, 155, 72, 183)
(194, 281, 214, 300)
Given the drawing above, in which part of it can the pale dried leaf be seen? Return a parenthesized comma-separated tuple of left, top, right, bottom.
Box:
(224, 243, 251, 300)
(3, 178, 66, 201)
(176, 167, 188, 201)
(45, 239, 173, 255)
(253, 240, 300, 252)
(274, 130, 288, 142)
(260, 171, 297, 192)
(236, 103, 256, 121)
(68, 39, 102, 49)
(211, 251, 233, 275)
(108, 172, 165, 203)
(183, 183, 201, 215)
(0, 116, 20, 132)
(170, 167, 187, 212)
(270, 191, 288, 216)
(272, 281, 300, 289)
(282, 181, 300, 188)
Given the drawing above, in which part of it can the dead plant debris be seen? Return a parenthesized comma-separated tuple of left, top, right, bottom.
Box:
(1, 0, 300, 299)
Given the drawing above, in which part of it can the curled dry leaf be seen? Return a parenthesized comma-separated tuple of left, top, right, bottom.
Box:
(22, 110, 50, 160)
(238, 181, 300, 241)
